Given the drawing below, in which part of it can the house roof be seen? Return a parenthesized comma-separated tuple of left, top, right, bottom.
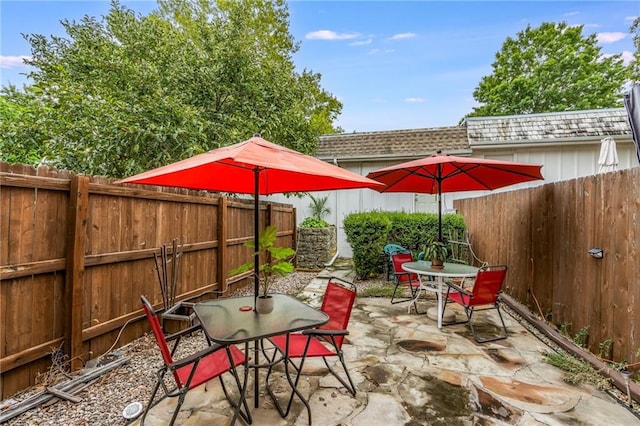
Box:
(466, 108, 631, 145)
(316, 126, 469, 162)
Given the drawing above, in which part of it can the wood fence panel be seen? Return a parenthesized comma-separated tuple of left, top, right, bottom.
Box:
(456, 168, 640, 365)
(1, 165, 295, 399)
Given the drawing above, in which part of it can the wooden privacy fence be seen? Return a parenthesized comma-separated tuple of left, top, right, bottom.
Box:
(0, 163, 296, 399)
(455, 167, 639, 365)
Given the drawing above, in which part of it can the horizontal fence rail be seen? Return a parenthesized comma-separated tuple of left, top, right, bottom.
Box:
(0, 163, 295, 398)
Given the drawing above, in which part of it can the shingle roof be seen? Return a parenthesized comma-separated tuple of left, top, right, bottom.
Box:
(466, 108, 631, 145)
(316, 126, 469, 161)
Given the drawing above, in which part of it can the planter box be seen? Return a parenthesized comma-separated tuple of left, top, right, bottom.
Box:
(296, 226, 337, 270)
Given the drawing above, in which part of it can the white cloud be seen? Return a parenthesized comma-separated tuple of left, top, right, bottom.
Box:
(597, 32, 627, 44)
(625, 15, 638, 21)
(405, 97, 426, 103)
(306, 30, 360, 40)
(390, 32, 416, 40)
(620, 50, 635, 65)
(350, 39, 373, 46)
(0, 55, 30, 69)
(563, 11, 580, 17)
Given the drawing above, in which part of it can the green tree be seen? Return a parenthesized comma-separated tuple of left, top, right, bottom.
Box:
(0, 0, 342, 177)
(631, 16, 640, 82)
(469, 22, 629, 117)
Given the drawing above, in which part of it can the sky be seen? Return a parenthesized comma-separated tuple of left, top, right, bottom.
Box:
(1, 1, 638, 133)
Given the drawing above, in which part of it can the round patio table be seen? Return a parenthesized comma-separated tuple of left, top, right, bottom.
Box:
(402, 261, 479, 329)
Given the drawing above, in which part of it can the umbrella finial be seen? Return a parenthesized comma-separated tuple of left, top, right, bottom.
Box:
(253, 132, 261, 138)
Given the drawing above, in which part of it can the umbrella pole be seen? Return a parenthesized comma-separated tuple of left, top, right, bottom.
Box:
(253, 169, 260, 408)
(438, 178, 443, 242)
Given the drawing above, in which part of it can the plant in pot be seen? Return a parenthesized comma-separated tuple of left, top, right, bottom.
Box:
(300, 193, 331, 228)
(230, 225, 295, 314)
(423, 236, 449, 270)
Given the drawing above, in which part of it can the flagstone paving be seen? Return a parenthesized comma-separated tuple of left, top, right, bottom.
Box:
(137, 268, 639, 425)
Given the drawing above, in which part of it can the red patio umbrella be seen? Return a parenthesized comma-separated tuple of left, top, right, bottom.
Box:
(367, 152, 544, 241)
(117, 135, 384, 302)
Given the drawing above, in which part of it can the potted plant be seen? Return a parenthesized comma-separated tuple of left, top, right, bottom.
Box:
(230, 225, 295, 313)
(423, 235, 449, 270)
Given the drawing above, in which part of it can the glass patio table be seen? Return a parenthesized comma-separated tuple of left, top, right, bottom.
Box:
(193, 294, 329, 423)
(402, 261, 479, 329)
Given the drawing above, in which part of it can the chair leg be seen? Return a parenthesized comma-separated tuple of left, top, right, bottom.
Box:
(264, 338, 308, 422)
(322, 352, 356, 396)
(139, 370, 164, 426)
(221, 349, 252, 425)
(467, 305, 508, 343)
(440, 296, 470, 327)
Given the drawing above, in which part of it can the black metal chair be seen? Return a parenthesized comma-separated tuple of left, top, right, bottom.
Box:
(384, 243, 411, 281)
(139, 295, 252, 425)
(442, 265, 509, 343)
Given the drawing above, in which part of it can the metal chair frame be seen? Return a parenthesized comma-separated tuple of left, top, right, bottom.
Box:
(442, 265, 509, 343)
(263, 277, 357, 424)
(139, 295, 252, 425)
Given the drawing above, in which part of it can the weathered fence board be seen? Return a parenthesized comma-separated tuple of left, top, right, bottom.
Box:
(0, 164, 295, 398)
(456, 168, 640, 364)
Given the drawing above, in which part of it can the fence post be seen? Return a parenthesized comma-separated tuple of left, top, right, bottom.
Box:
(217, 196, 227, 293)
(64, 175, 89, 371)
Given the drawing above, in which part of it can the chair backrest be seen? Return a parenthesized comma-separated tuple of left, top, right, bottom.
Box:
(319, 279, 357, 348)
(469, 265, 507, 306)
(140, 295, 180, 384)
(384, 244, 410, 256)
(391, 252, 417, 282)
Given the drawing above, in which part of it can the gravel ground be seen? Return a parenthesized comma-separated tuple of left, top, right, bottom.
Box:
(2, 271, 637, 425)
(1, 272, 387, 426)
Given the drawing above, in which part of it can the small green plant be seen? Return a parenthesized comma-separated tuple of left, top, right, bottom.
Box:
(299, 217, 329, 228)
(573, 326, 589, 349)
(308, 193, 331, 220)
(360, 284, 396, 298)
(422, 235, 449, 263)
(598, 338, 613, 359)
(543, 350, 610, 389)
(230, 225, 295, 297)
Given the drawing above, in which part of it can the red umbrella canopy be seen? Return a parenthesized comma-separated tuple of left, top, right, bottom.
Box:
(366, 153, 544, 194)
(367, 153, 544, 242)
(117, 135, 384, 194)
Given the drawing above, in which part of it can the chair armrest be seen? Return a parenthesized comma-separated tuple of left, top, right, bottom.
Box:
(168, 342, 226, 370)
(445, 281, 472, 297)
(302, 328, 349, 337)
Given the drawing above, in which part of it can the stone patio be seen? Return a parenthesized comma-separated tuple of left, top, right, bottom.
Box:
(136, 268, 639, 425)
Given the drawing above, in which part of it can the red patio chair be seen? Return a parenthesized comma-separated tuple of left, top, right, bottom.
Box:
(139, 295, 251, 426)
(390, 252, 421, 305)
(264, 277, 357, 424)
(442, 265, 509, 343)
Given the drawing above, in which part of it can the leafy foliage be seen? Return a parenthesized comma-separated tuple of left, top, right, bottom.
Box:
(631, 17, 640, 83)
(0, 0, 342, 177)
(299, 217, 329, 228)
(543, 351, 610, 389)
(307, 193, 331, 221)
(422, 235, 449, 262)
(343, 211, 467, 279)
(469, 22, 629, 117)
(343, 212, 392, 279)
(229, 225, 295, 297)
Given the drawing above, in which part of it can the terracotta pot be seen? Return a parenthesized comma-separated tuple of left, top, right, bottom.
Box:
(431, 259, 444, 270)
(255, 295, 274, 314)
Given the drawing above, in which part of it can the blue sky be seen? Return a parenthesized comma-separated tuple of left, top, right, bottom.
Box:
(1, 1, 637, 132)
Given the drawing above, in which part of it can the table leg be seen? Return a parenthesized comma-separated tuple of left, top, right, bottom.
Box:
(437, 276, 444, 329)
(254, 342, 259, 408)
